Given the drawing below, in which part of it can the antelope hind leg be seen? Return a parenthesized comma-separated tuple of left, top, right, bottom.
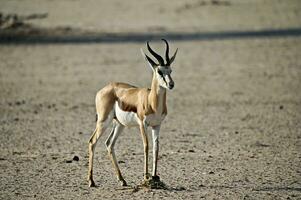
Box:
(105, 123, 127, 186)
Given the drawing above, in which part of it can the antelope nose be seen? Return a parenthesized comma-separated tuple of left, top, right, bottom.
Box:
(169, 82, 174, 89)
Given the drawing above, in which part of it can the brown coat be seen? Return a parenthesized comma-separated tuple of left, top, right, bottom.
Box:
(95, 76, 167, 123)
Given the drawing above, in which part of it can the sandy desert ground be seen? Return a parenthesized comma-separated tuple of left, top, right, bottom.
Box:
(1, 0, 301, 199)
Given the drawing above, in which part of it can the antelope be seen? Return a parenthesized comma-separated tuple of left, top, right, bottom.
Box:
(88, 39, 178, 187)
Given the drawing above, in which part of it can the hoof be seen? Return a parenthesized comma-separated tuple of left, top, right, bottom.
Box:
(88, 179, 96, 187)
(144, 173, 151, 181)
(120, 179, 127, 186)
(152, 175, 160, 182)
(140, 176, 166, 189)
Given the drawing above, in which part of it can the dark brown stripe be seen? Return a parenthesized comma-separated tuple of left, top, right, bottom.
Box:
(118, 100, 137, 113)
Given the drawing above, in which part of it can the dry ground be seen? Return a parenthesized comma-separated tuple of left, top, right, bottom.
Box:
(0, 0, 301, 199)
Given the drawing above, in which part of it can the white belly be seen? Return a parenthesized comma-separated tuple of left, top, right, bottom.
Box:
(115, 102, 139, 127)
(114, 102, 166, 127)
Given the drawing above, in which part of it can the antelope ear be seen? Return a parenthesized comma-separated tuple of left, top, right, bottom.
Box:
(140, 48, 157, 71)
(169, 48, 178, 65)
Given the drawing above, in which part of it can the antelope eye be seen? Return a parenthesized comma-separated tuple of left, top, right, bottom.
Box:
(158, 70, 163, 76)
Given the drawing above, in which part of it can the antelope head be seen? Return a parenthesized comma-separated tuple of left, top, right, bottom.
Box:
(141, 39, 178, 90)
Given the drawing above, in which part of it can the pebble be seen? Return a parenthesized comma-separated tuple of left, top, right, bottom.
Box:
(73, 156, 79, 161)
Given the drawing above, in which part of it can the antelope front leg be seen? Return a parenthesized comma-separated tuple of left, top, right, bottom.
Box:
(139, 123, 149, 180)
(151, 125, 160, 180)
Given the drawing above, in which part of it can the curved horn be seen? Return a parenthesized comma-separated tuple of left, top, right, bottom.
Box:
(169, 48, 178, 65)
(147, 41, 164, 66)
(162, 39, 170, 65)
(140, 48, 157, 68)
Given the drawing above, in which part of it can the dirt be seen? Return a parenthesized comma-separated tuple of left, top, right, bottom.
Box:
(0, 0, 301, 199)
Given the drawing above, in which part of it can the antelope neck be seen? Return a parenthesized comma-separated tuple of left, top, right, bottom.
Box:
(149, 73, 166, 112)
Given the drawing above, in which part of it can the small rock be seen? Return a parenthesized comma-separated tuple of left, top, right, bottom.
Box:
(14, 118, 19, 121)
(209, 171, 214, 174)
(175, 186, 186, 191)
(279, 105, 284, 110)
(188, 149, 195, 153)
(71, 105, 79, 110)
(73, 156, 79, 161)
(118, 160, 125, 164)
(254, 141, 270, 147)
(65, 160, 72, 163)
(235, 131, 239, 134)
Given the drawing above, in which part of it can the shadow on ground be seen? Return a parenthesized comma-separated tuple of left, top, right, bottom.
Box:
(1, 26, 301, 44)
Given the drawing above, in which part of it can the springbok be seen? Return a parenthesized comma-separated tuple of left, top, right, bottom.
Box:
(88, 39, 178, 187)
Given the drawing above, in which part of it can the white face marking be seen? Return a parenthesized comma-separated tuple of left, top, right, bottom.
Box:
(115, 102, 139, 127)
(156, 66, 174, 90)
